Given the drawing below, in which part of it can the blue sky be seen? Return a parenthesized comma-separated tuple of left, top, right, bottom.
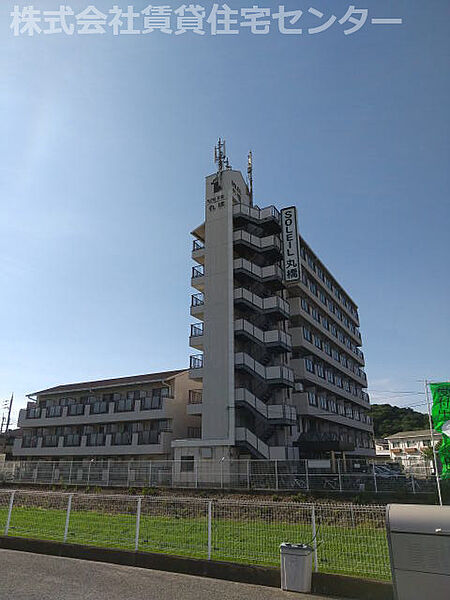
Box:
(1, 1, 449, 425)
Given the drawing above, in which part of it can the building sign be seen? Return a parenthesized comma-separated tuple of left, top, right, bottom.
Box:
(281, 206, 301, 282)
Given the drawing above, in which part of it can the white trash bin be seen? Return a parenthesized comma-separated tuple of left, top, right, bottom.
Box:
(280, 542, 313, 593)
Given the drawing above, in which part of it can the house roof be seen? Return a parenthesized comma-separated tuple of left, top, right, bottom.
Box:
(385, 429, 440, 440)
(29, 369, 187, 397)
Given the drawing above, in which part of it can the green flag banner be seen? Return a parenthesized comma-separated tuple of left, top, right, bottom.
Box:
(429, 382, 450, 480)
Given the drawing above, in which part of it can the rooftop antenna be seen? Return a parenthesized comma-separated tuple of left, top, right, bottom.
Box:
(247, 150, 253, 204)
(214, 138, 227, 174)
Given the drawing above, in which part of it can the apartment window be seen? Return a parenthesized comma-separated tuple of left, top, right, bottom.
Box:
(332, 349, 339, 361)
(322, 316, 329, 330)
(314, 335, 322, 349)
(326, 370, 334, 384)
(301, 298, 309, 312)
(354, 410, 360, 421)
(309, 281, 317, 295)
(308, 391, 317, 406)
(303, 327, 312, 342)
(305, 358, 314, 373)
(338, 403, 345, 416)
(319, 291, 326, 304)
(323, 342, 332, 356)
(127, 390, 141, 401)
(141, 395, 163, 410)
(335, 375, 343, 388)
(68, 403, 84, 416)
(328, 399, 336, 413)
(343, 380, 350, 392)
(319, 395, 327, 410)
(187, 427, 201, 439)
(345, 405, 353, 419)
(316, 363, 325, 378)
(115, 398, 134, 412)
(317, 267, 324, 281)
(47, 405, 62, 418)
(331, 325, 337, 337)
(311, 307, 319, 322)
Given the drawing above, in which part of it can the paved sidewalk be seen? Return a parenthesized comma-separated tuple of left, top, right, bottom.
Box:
(0, 549, 343, 600)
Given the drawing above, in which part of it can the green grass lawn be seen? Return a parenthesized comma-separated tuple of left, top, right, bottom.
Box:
(0, 506, 391, 581)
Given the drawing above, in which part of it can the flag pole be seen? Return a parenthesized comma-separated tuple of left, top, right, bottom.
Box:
(424, 380, 442, 506)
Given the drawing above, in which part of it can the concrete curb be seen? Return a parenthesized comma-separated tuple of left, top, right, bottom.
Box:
(0, 536, 393, 600)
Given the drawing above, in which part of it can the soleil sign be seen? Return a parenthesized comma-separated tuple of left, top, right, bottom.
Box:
(281, 206, 301, 283)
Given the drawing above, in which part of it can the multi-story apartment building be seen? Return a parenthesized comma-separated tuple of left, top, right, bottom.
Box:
(173, 141, 373, 464)
(13, 370, 201, 459)
(386, 429, 441, 474)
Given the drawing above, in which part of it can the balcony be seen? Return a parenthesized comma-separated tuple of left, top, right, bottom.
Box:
(191, 265, 205, 291)
(67, 403, 84, 417)
(111, 432, 132, 446)
(46, 406, 63, 418)
(234, 352, 294, 387)
(42, 435, 58, 448)
(234, 318, 292, 352)
(233, 203, 281, 233)
(63, 434, 81, 447)
(190, 292, 205, 320)
(21, 436, 38, 448)
(189, 354, 204, 380)
(235, 388, 297, 424)
(114, 399, 134, 413)
(189, 322, 204, 350)
(234, 287, 289, 320)
(187, 390, 203, 415)
(192, 238, 205, 265)
(86, 433, 106, 447)
(233, 230, 282, 257)
(234, 258, 284, 289)
(138, 430, 160, 445)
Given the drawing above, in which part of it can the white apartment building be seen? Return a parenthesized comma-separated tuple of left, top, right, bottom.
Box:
(173, 141, 374, 464)
(386, 429, 442, 474)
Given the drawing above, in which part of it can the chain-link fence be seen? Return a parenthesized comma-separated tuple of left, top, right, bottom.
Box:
(0, 458, 438, 495)
(0, 489, 390, 580)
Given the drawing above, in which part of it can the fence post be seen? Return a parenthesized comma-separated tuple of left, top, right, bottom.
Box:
(305, 459, 310, 491)
(337, 459, 343, 492)
(275, 460, 279, 490)
(247, 460, 250, 490)
(411, 474, 416, 494)
(135, 497, 142, 551)
(311, 505, 318, 572)
(207, 501, 212, 560)
(372, 462, 378, 493)
(63, 494, 73, 542)
(4, 490, 15, 535)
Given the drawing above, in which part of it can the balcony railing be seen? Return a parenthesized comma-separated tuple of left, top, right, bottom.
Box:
(42, 435, 58, 448)
(114, 399, 134, 413)
(190, 354, 204, 369)
(64, 434, 81, 447)
(187, 427, 201, 439)
(111, 432, 132, 446)
(188, 390, 203, 404)
(91, 402, 108, 415)
(190, 323, 204, 337)
(46, 406, 63, 418)
(68, 403, 85, 416)
(140, 396, 163, 411)
(26, 408, 41, 419)
(22, 436, 38, 448)
(138, 430, 160, 445)
(191, 293, 204, 307)
(192, 239, 204, 251)
(192, 265, 204, 278)
(86, 433, 106, 447)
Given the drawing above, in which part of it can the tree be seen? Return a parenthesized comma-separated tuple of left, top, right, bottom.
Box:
(370, 404, 428, 438)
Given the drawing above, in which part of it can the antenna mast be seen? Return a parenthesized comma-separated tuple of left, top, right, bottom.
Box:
(5, 393, 13, 432)
(247, 150, 253, 204)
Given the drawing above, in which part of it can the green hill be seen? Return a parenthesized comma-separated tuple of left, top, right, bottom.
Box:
(370, 403, 428, 438)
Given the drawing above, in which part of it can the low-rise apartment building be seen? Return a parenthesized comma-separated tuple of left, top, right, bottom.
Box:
(385, 429, 442, 474)
(14, 370, 201, 459)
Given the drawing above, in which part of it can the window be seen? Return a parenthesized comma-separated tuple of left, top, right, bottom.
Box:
(319, 291, 326, 304)
(305, 358, 314, 373)
(311, 307, 319, 322)
(324, 342, 332, 356)
(345, 405, 353, 418)
(308, 391, 317, 406)
(303, 327, 312, 342)
(319, 395, 327, 410)
(301, 298, 309, 312)
(328, 399, 336, 413)
(180, 456, 195, 472)
(335, 375, 343, 388)
(322, 316, 329, 330)
(326, 370, 334, 384)
(316, 363, 325, 378)
(337, 403, 345, 416)
(314, 335, 322, 349)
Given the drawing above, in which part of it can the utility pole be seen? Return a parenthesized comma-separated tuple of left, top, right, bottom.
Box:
(424, 380, 442, 506)
(5, 394, 13, 432)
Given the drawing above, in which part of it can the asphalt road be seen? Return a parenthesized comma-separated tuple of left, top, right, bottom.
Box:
(0, 549, 343, 600)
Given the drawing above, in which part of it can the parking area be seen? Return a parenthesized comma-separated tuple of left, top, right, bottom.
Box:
(0, 549, 342, 600)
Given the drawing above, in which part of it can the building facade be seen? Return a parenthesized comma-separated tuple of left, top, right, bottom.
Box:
(14, 370, 201, 459)
(173, 142, 373, 464)
(386, 429, 442, 474)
